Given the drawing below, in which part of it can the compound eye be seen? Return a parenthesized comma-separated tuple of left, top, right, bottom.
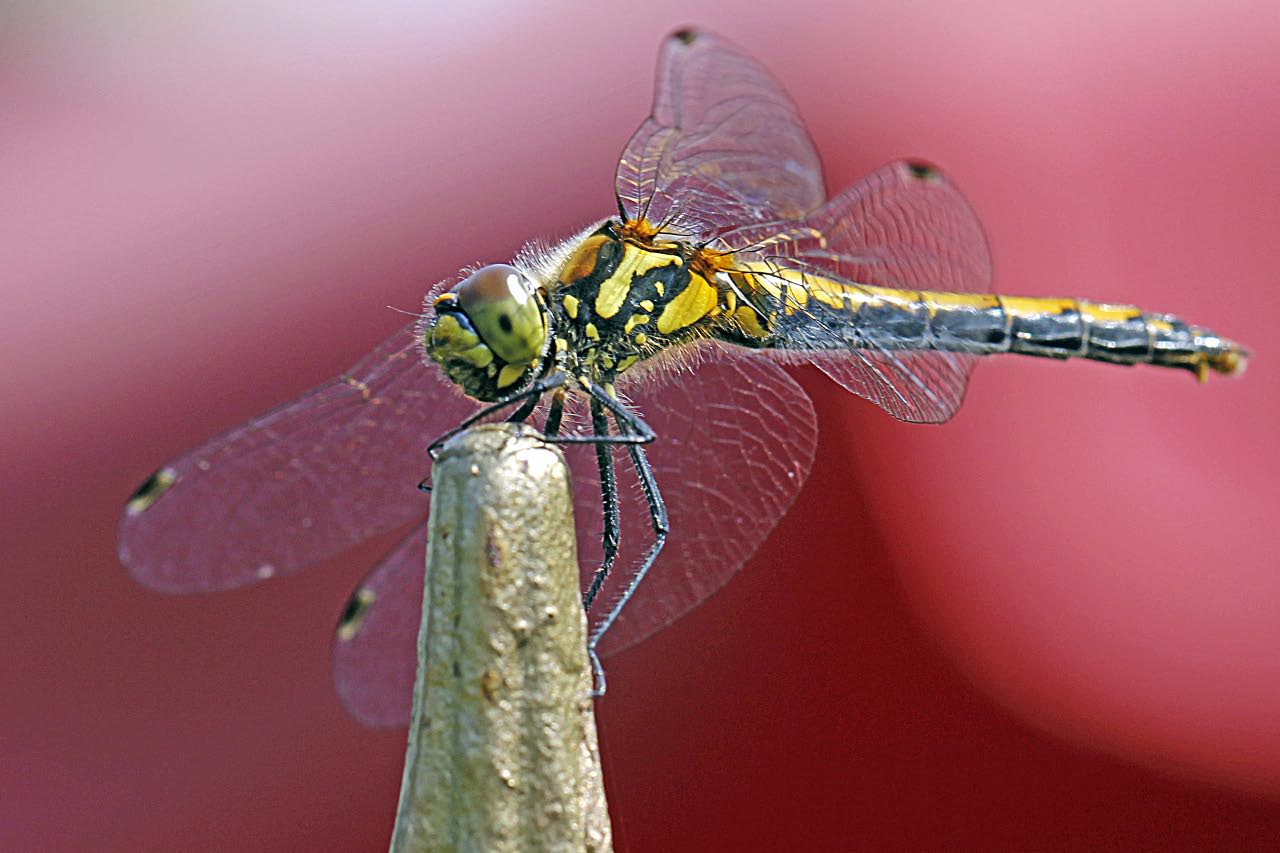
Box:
(454, 264, 546, 364)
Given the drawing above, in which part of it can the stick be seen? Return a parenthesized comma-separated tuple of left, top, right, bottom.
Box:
(390, 424, 612, 853)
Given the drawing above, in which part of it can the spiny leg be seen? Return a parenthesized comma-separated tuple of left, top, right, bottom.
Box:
(420, 373, 566, 492)
(426, 373, 567, 460)
(576, 382, 664, 696)
(543, 389, 566, 438)
(517, 380, 661, 694)
(578, 380, 657, 442)
(504, 392, 542, 425)
(582, 395, 621, 612)
(587, 417, 667, 697)
(540, 386, 656, 609)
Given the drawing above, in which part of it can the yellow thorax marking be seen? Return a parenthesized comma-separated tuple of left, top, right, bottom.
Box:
(656, 273, 717, 334)
(558, 234, 611, 285)
(595, 244, 681, 320)
(734, 305, 770, 339)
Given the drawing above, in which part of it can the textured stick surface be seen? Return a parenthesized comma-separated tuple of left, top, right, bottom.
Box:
(390, 424, 611, 853)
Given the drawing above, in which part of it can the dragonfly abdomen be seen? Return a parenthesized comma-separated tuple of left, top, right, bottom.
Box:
(895, 292, 1247, 379)
(727, 263, 1247, 380)
(991, 296, 1247, 379)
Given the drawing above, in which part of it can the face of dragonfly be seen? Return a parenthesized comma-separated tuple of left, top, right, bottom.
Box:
(424, 263, 551, 401)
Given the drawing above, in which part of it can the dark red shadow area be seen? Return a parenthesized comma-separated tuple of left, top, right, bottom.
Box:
(595, 374, 1280, 851)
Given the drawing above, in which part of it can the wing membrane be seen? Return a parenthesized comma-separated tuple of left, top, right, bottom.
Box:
(117, 322, 480, 592)
(616, 29, 825, 240)
(331, 521, 429, 727)
(333, 352, 817, 726)
(719, 160, 993, 423)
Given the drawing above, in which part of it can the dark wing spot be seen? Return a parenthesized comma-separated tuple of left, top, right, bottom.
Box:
(906, 160, 941, 181)
(672, 28, 698, 45)
(126, 466, 178, 515)
(498, 314, 514, 334)
(336, 587, 377, 643)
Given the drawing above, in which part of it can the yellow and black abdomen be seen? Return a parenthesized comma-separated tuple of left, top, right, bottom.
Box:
(723, 263, 1248, 380)
(925, 294, 1248, 379)
(990, 296, 1246, 378)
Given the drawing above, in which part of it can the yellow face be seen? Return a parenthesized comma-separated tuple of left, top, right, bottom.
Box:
(426, 264, 549, 401)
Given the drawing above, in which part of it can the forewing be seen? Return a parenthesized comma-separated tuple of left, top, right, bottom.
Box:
(332, 351, 817, 726)
(616, 29, 825, 241)
(118, 322, 480, 592)
(721, 160, 993, 423)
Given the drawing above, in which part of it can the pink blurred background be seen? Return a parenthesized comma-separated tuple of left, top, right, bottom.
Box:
(3, 1, 1279, 850)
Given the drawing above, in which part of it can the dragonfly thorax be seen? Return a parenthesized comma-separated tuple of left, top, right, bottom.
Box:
(546, 221, 728, 384)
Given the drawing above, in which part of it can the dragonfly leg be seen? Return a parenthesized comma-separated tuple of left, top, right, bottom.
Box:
(420, 372, 568, 496)
(419, 373, 566, 492)
(503, 392, 542, 425)
(584, 382, 656, 442)
(543, 389, 566, 438)
(590, 440, 667, 695)
(581, 395, 621, 612)
(427, 372, 567, 459)
(552, 382, 660, 611)
(520, 381, 664, 696)
(545, 382, 657, 446)
(581, 384, 666, 697)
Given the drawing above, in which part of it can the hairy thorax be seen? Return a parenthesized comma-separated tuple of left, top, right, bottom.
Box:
(548, 220, 760, 385)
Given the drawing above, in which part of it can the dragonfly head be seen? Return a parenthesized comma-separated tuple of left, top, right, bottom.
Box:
(425, 264, 551, 401)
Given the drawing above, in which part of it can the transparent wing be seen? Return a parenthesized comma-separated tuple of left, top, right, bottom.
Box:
(615, 29, 825, 241)
(581, 353, 816, 654)
(718, 159, 993, 423)
(333, 352, 817, 726)
(117, 322, 481, 592)
(332, 520, 429, 727)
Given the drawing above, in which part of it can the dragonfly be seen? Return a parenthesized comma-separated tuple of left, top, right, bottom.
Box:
(118, 29, 1248, 727)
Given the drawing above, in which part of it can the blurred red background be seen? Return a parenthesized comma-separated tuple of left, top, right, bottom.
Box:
(3, 2, 1279, 850)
